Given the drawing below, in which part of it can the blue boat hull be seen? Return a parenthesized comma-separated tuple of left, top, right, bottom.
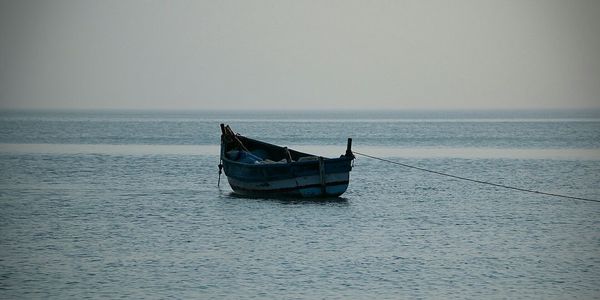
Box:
(223, 157, 352, 197)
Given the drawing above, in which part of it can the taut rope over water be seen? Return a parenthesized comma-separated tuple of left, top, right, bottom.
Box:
(353, 151, 600, 203)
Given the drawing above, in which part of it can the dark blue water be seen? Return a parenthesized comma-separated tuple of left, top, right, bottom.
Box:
(1, 110, 599, 299)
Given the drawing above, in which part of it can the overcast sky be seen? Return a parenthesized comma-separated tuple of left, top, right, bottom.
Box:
(0, 0, 598, 110)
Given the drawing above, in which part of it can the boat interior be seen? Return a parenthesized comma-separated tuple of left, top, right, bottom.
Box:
(221, 124, 316, 164)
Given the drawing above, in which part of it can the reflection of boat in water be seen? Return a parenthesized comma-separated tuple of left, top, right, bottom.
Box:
(219, 124, 354, 197)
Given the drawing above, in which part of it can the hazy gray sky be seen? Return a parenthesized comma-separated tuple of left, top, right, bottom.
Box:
(1, 0, 599, 110)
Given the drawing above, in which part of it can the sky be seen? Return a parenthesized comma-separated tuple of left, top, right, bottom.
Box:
(0, 0, 599, 110)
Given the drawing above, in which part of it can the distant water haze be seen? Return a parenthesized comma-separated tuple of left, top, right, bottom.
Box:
(1, 110, 599, 160)
(1, 0, 599, 110)
(2, 144, 599, 161)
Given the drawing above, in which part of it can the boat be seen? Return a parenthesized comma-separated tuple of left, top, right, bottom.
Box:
(219, 124, 354, 197)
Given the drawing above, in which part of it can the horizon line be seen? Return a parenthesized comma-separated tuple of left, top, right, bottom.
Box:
(2, 107, 600, 113)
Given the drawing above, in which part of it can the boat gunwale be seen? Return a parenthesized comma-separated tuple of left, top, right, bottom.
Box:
(220, 134, 352, 168)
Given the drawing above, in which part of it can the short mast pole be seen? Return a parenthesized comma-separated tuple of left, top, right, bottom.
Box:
(345, 138, 354, 159)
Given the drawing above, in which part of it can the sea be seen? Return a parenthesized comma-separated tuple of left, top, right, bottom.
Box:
(0, 109, 599, 299)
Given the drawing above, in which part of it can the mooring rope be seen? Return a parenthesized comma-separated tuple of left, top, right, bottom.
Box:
(353, 151, 600, 203)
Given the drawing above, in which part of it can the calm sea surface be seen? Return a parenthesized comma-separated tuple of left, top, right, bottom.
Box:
(1, 110, 599, 299)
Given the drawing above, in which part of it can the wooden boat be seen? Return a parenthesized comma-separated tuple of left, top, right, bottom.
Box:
(219, 124, 354, 197)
